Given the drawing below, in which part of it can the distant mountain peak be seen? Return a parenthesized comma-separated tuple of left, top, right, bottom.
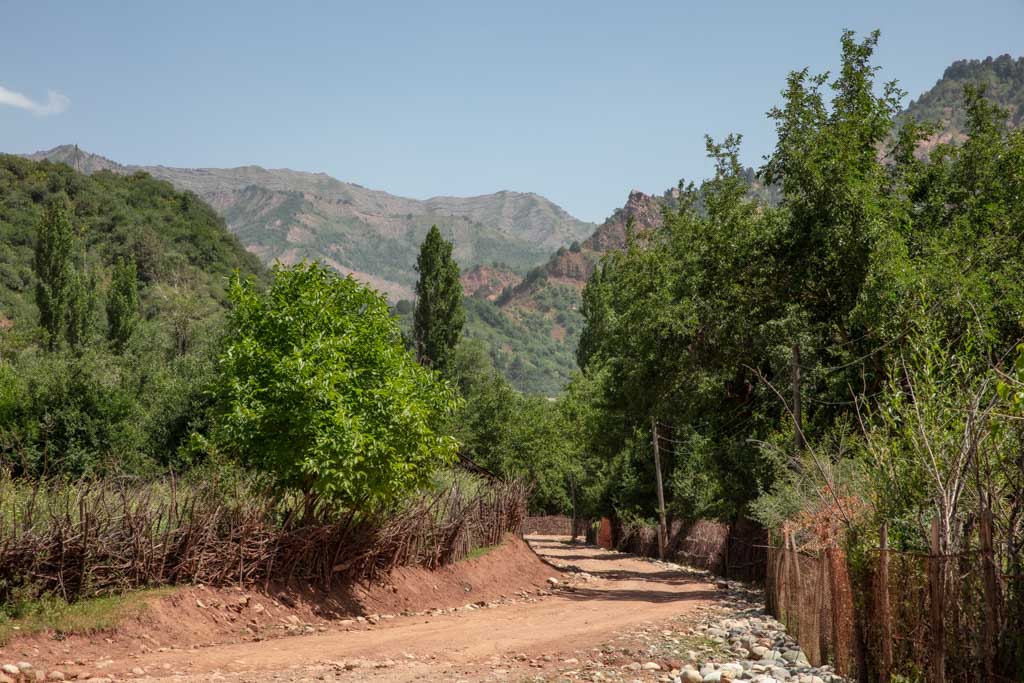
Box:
(25, 144, 123, 174)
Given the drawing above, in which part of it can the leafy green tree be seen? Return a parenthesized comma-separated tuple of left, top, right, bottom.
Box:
(446, 339, 580, 513)
(66, 269, 95, 350)
(413, 226, 465, 374)
(106, 257, 140, 352)
(33, 196, 75, 350)
(212, 262, 459, 508)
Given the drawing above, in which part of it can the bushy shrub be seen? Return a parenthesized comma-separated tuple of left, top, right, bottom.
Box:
(210, 263, 459, 507)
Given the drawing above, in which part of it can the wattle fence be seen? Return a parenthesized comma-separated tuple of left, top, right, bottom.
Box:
(0, 475, 528, 603)
(766, 516, 1024, 682)
(539, 512, 1023, 680)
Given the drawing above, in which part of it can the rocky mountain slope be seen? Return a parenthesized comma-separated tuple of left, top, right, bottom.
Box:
(459, 190, 667, 394)
(24, 146, 595, 301)
(902, 54, 1024, 142)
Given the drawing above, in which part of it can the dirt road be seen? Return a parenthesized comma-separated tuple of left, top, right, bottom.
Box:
(99, 536, 719, 682)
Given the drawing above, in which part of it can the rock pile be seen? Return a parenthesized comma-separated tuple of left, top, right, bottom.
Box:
(675, 606, 842, 683)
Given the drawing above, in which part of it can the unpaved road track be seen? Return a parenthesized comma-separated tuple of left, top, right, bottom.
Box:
(135, 536, 721, 682)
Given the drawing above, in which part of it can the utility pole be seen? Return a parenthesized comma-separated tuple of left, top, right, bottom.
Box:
(569, 475, 577, 543)
(792, 344, 805, 451)
(650, 417, 667, 560)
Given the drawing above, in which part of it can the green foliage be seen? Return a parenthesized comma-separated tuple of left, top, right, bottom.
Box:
(0, 154, 262, 325)
(414, 226, 466, 374)
(32, 196, 75, 350)
(106, 257, 140, 352)
(997, 344, 1024, 407)
(0, 155, 263, 477)
(211, 262, 459, 507)
(0, 326, 223, 476)
(65, 265, 99, 351)
(574, 31, 1024, 530)
(445, 339, 585, 513)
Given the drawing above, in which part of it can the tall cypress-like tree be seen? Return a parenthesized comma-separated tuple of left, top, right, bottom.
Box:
(66, 266, 99, 350)
(106, 256, 140, 352)
(413, 226, 465, 374)
(33, 196, 75, 350)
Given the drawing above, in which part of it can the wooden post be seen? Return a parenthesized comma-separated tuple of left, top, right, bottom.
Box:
(979, 507, 998, 680)
(792, 344, 805, 450)
(790, 532, 803, 643)
(928, 517, 946, 683)
(879, 523, 893, 683)
(824, 547, 848, 678)
(816, 549, 828, 666)
(765, 530, 775, 614)
(783, 531, 797, 634)
(651, 418, 667, 560)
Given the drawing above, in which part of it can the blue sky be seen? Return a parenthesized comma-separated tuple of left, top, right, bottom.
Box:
(2, 1, 1022, 222)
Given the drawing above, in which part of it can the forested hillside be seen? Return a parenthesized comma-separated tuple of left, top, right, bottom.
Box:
(0, 155, 261, 324)
(0, 155, 263, 475)
(457, 180, 769, 394)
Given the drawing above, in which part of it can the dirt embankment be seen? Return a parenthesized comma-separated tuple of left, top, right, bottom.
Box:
(0, 534, 557, 679)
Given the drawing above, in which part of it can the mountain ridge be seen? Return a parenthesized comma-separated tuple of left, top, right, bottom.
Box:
(23, 145, 595, 301)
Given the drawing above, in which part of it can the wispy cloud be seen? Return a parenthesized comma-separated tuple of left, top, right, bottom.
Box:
(0, 84, 70, 116)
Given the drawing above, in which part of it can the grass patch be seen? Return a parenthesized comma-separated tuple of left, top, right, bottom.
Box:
(462, 544, 499, 562)
(0, 588, 174, 646)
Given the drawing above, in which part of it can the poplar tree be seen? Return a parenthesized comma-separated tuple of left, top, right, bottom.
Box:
(66, 266, 98, 350)
(106, 257, 139, 352)
(413, 226, 465, 374)
(33, 196, 75, 350)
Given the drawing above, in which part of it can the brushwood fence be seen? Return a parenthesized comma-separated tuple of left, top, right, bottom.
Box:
(766, 516, 1024, 682)
(0, 475, 528, 603)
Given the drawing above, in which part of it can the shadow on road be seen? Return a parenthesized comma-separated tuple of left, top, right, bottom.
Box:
(559, 586, 720, 604)
(524, 535, 721, 604)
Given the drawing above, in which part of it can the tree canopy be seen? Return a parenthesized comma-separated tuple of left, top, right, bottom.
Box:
(212, 262, 460, 507)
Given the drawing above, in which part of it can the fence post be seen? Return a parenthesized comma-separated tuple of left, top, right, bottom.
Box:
(879, 523, 893, 683)
(765, 530, 775, 614)
(928, 517, 946, 683)
(782, 532, 790, 630)
(827, 547, 846, 678)
(780, 531, 791, 625)
(790, 532, 803, 644)
(812, 550, 826, 666)
(979, 507, 998, 680)
(650, 418, 667, 560)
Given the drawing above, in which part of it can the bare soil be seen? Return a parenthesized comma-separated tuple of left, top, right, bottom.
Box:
(2, 535, 721, 682)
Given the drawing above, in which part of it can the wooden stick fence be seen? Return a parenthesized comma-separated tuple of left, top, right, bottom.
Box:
(766, 513, 1022, 682)
(0, 476, 528, 603)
